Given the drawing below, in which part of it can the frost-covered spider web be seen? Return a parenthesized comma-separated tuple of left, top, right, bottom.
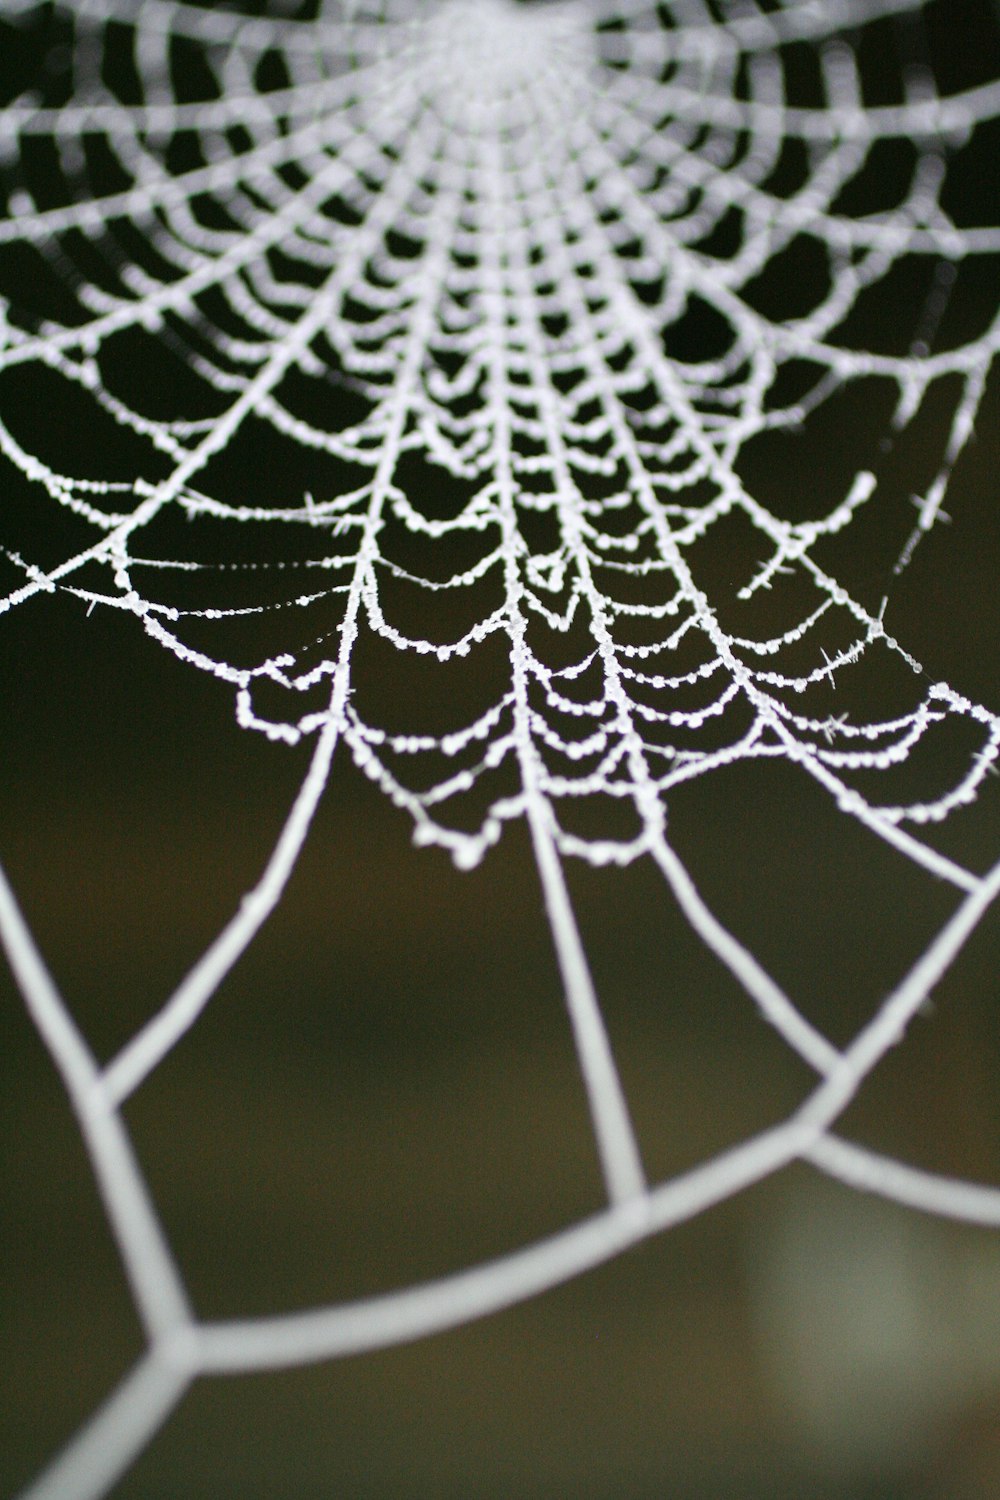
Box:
(1, 0, 999, 1495)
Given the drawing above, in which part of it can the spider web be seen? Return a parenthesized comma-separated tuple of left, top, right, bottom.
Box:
(0, 0, 998, 1495)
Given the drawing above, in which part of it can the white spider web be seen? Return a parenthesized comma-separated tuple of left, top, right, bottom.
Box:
(0, 0, 999, 1494)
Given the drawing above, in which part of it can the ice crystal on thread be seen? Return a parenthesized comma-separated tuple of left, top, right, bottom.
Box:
(1, 2, 999, 1497)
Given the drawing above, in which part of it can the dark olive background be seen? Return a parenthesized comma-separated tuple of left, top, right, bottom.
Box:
(2, 4, 1000, 1498)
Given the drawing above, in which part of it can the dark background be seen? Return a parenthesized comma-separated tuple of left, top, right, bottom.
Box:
(2, 3, 1000, 1497)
